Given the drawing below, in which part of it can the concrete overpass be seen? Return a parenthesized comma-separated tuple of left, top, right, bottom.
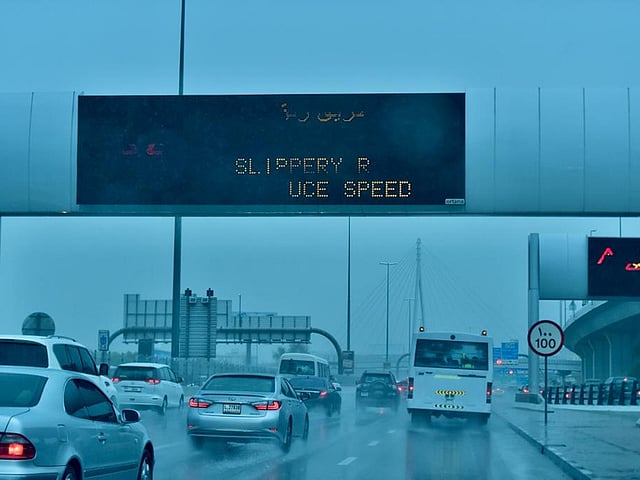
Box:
(564, 301, 640, 380)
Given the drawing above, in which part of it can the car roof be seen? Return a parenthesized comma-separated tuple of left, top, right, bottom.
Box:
(0, 334, 82, 345)
(210, 372, 278, 378)
(116, 362, 169, 368)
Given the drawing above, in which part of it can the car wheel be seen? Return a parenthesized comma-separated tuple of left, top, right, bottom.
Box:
(280, 419, 292, 452)
(62, 465, 78, 480)
(137, 451, 153, 480)
(302, 415, 309, 441)
(326, 403, 333, 417)
(178, 395, 185, 410)
(158, 397, 167, 416)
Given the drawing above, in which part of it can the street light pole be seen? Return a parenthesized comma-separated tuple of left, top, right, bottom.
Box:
(404, 298, 414, 354)
(380, 261, 397, 365)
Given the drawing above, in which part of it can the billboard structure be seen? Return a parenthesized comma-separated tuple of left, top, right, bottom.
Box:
(77, 93, 465, 215)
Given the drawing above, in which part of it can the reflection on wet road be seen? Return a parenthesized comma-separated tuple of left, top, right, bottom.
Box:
(143, 387, 571, 480)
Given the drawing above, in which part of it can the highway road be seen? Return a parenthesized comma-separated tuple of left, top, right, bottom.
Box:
(139, 386, 571, 480)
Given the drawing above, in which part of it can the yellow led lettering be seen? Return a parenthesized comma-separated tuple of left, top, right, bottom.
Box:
(371, 181, 384, 198)
(289, 181, 329, 198)
(357, 157, 370, 173)
(343, 180, 412, 198)
(235, 158, 248, 175)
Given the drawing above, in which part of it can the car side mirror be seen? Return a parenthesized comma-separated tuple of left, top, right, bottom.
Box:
(99, 363, 110, 376)
(121, 409, 140, 423)
(177, 376, 184, 383)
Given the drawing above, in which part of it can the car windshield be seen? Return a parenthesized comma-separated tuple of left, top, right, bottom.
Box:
(0, 372, 47, 407)
(202, 375, 275, 393)
(0, 340, 48, 368)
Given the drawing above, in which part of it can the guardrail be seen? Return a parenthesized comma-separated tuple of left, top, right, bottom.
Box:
(543, 381, 640, 406)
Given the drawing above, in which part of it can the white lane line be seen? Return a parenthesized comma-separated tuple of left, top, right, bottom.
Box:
(388, 429, 397, 434)
(368, 441, 379, 446)
(338, 457, 357, 466)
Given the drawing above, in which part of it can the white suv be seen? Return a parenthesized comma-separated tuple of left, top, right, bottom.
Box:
(112, 362, 185, 415)
(0, 334, 119, 405)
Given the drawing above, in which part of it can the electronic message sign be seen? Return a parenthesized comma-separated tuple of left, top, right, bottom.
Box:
(588, 237, 640, 297)
(77, 93, 465, 214)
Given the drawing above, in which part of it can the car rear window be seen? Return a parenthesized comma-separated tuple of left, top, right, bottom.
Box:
(289, 377, 326, 389)
(0, 372, 47, 407)
(0, 340, 48, 367)
(362, 374, 393, 384)
(203, 375, 275, 393)
(113, 366, 158, 381)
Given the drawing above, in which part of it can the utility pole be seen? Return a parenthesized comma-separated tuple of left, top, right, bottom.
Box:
(380, 261, 397, 367)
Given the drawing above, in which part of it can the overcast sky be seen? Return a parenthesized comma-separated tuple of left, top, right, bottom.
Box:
(1, 0, 640, 363)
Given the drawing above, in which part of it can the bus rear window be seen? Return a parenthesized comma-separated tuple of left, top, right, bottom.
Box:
(414, 339, 489, 370)
(279, 359, 315, 376)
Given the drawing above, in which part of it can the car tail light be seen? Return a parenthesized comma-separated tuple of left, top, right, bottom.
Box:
(407, 378, 414, 399)
(146, 378, 161, 385)
(486, 382, 493, 403)
(111, 377, 121, 383)
(189, 397, 212, 409)
(252, 400, 282, 411)
(319, 391, 328, 398)
(0, 434, 36, 460)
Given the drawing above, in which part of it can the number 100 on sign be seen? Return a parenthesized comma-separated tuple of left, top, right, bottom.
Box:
(527, 320, 564, 357)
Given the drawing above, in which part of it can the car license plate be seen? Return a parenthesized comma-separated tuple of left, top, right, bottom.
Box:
(223, 403, 241, 414)
(360, 392, 368, 397)
(124, 387, 142, 392)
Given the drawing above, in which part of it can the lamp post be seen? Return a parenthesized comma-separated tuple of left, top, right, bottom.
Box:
(404, 298, 414, 354)
(380, 261, 397, 366)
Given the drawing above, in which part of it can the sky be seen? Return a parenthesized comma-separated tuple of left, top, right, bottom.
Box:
(2, 0, 640, 365)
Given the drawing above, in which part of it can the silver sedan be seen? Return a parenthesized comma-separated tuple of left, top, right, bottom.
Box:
(186, 373, 309, 452)
(0, 365, 154, 480)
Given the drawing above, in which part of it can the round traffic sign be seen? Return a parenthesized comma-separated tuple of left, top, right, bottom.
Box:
(528, 319, 564, 357)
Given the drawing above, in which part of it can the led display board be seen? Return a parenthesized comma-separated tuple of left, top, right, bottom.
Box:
(77, 93, 465, 214)
(588, 237, 640, 297)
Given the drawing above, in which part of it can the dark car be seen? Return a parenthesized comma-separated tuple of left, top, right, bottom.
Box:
(288, 375, 342, 417)
(355, 370, 400, 412)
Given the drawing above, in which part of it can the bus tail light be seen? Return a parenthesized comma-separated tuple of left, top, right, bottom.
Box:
(486, 382, 493, 404)
(408, 377, 414, 399)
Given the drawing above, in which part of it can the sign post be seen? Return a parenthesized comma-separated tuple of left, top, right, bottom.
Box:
(528, 319, 564, 426)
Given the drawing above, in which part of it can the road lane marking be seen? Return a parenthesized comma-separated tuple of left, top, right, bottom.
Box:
(338, 457, 357, 466)
(368, 441, 379, 446)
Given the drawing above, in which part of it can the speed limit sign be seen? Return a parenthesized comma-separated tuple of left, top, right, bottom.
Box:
(528, 320, 564, 357)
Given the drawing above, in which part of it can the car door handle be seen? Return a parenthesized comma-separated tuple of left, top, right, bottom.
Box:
(97, 433, 107, 444)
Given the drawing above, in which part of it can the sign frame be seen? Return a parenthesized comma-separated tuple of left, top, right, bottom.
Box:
(527, 320, 564, 357)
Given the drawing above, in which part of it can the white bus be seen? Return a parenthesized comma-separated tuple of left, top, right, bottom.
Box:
(278, 353, 331, 379)
(407, 331, 493, 425)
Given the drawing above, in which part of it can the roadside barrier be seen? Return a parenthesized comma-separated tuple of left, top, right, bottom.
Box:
(543, 380, 640, 406)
